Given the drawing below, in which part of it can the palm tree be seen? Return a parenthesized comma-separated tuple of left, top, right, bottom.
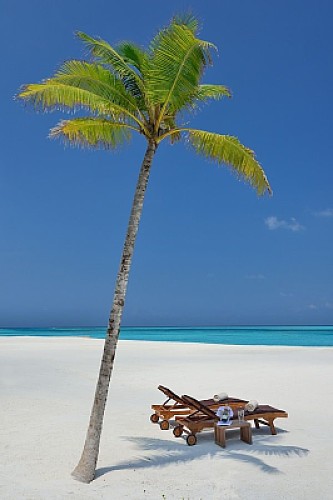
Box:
(17, 14, 271, 483)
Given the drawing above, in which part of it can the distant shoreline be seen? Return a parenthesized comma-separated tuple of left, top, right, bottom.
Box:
(1, 325, 333, 347)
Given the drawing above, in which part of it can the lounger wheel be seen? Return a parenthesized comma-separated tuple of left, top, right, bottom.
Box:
(150, 413, 159, 424)
(186, 434, 197, 446)
(173, 425, 183, 438)
(159, 419, 170, 430)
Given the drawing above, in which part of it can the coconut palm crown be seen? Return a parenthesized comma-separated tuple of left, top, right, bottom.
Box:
(18, 16, 271, 194)
(18, 14, 271, 484)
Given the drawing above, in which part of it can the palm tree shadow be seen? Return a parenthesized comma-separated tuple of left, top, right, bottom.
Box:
(96, 430, 309, 479)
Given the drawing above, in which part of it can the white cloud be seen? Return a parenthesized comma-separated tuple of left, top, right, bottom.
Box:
(307, 301, 333, 310)
(245, 274, 266, 280)
(265, 216, 305, 232)
(313, 208, 333, 218)
(280, 292, 294, 297)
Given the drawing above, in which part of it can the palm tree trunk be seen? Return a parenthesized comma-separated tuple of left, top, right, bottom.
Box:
(72, 139, 157, 483)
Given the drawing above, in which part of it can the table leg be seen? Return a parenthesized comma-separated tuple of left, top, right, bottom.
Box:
(240, 425, 252, 444)
(215, 426, 226, 447)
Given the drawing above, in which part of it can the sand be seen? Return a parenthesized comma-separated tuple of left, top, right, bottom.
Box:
(0, 337, 332, 499)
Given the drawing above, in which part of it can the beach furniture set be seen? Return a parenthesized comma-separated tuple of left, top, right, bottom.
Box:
(150, 385, 288, 446)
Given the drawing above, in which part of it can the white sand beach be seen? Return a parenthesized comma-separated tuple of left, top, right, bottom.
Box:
(1, 337, 332, 499)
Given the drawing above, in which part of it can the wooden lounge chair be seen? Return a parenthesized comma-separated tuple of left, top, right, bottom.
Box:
(150, 385, 247, 430)
(173, 394, 288, 445)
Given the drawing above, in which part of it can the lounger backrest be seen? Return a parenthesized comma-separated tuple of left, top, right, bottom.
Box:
(182, 394, 218, 420)
(158, 385, 185, 405)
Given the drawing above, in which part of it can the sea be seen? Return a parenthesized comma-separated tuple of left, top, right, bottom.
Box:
(0, 326, 332, 347)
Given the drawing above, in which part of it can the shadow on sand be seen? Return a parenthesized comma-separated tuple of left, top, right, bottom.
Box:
(96, 427, 309, 478)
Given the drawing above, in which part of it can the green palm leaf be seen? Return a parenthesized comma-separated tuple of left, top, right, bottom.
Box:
(195, 84, 232, 101)
(18, 79, 144, 129)
(77, 32, 143, 97)
(116, 42, 147, 73)
(114, 43, 149, 111)
(186, 129, 271, 194)
(52, 60, 140, 113)
(146, 22, 214, 125)
(172, 13, 200, 34)
(19, 81, 114, 114)
(50, 118, 134, 149)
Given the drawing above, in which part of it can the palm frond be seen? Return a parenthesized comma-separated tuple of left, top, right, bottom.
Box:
(146, 22, 213, 122)
(52, 60, 140, 113)
(76, 32, 143, 97)
(50, 118, 135, 149)
(172, 13, 200, 34)
(195, 84, 232, 101)
(17, 78, 144, 129)
(186, 129, 271, 195)
(18, 82, 113, 114)
(116, 42, 148, 73)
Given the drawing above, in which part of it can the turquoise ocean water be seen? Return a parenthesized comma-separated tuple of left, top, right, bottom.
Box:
(0, 326, 332, 346)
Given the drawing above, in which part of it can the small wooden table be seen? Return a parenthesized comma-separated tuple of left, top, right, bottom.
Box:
(214, 420, 252, 448)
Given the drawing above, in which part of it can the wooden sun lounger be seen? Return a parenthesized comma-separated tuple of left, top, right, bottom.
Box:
(173, 394, 288, 445)
(150, 385, 247, 430)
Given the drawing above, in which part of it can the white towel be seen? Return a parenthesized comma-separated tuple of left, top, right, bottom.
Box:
(213, 392, 228, 402)
(245, 399, 258, 412)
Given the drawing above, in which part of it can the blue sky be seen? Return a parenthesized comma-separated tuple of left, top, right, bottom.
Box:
(1, 0, 332, 327)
